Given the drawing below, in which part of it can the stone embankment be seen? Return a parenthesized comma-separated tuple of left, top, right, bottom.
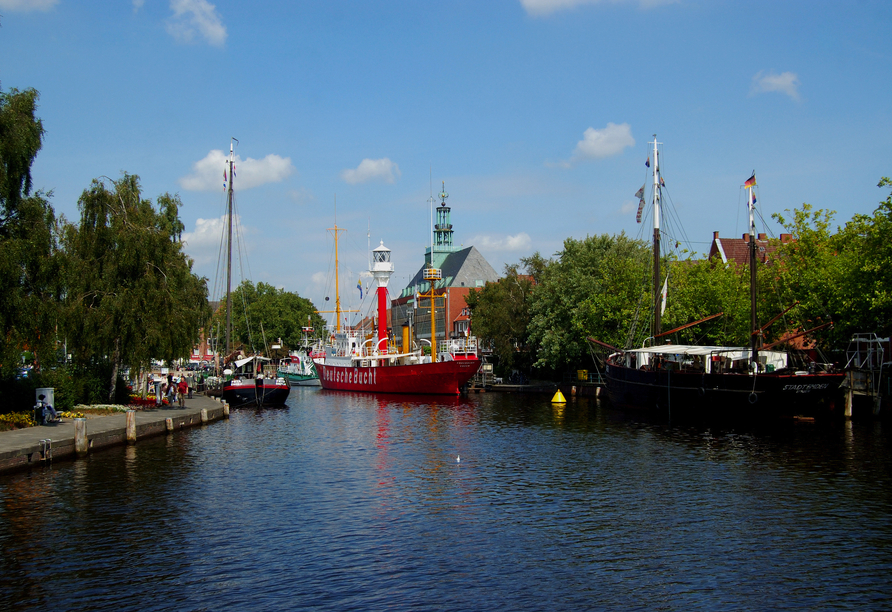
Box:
(0, 394, 229, 474)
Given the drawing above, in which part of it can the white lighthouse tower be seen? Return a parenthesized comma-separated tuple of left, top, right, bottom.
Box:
(371, 241, 394, 354)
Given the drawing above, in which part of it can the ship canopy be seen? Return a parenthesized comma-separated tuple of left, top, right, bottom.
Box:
(617, 344, 788, 373)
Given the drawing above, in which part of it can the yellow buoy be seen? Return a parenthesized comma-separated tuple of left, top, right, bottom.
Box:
(551, 390, 566, 403)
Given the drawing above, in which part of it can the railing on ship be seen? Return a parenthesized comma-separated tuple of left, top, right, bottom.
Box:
(562, 369, 605, 386)
(441, 336, 478, 355)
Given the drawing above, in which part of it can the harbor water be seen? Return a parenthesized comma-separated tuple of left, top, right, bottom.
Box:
(1, 388, 891, 611)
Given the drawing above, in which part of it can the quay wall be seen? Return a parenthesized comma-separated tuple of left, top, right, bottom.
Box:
(0, 397, 228, 475)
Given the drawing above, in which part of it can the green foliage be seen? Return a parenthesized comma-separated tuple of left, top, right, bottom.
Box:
(832, 179, 892, 338)
(526, 233, 650, 369)
(1, 364, 134, 414)
(660, 258, 750, 345)
(61, 174, 209, 400)
(0, 192, 61, 377)
(0, 87, 61, 380)
(0, 88, 44, 229)
(213, 280, 325, 356)
(465, 264, 534, 373)
(769, 181, 892, 346)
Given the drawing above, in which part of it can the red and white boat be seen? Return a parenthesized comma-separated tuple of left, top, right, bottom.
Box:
(315, 242, 481, 395)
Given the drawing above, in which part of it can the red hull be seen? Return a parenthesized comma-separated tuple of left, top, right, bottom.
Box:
(317, 359, 480, 395)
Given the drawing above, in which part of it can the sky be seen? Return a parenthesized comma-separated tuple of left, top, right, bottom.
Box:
(2, 0, 891, 320)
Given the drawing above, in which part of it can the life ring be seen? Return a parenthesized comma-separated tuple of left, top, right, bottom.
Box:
(748, 392, 758, 404)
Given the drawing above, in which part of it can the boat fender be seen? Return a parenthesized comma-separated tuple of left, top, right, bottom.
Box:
(748, 392, 758, 404)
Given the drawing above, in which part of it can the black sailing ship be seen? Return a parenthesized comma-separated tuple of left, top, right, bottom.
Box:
(604, 136, 844, 418)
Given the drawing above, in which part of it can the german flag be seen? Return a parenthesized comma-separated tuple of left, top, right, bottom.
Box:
(744, 173, 756, 188)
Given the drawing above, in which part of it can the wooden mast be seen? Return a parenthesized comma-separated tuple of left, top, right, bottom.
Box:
(225, 138, 236, 358)
(747, 173, 760, 366)
(651, 135, 662, 339)
(328, 221, 347, 333)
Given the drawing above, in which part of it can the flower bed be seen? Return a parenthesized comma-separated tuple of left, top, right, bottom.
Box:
(128, 395, 168, 407)
(0, 412, 35, 431)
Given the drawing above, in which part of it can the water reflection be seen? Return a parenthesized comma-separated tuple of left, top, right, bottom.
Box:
(0, 390, 890, 610)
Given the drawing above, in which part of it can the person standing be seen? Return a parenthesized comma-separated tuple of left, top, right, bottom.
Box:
(178, 377, 187, 407)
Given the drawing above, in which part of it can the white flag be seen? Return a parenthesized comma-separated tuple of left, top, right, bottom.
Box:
(660, 274, 669, 315)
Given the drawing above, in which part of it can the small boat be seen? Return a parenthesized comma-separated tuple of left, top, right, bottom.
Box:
(224, 356, 291, 407)
(315, 241, 481, 395)
(217, 139, 290, 407)
(277, 325, 321, 386)
(278, 346, 321, 386)
(604, 136, 844, 418)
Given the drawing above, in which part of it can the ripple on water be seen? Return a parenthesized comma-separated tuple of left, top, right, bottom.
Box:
(1, 391, 891, 610)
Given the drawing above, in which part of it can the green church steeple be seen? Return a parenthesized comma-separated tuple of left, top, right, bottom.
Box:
(426, 181, 457, 269)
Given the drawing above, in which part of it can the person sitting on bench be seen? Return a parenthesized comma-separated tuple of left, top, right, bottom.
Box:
(36, 394, 59, 424)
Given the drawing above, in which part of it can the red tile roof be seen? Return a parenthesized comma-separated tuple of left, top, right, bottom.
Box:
(707, 231, 792, 267)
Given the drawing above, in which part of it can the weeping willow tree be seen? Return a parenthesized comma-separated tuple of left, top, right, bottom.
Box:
(0, 87, 62, 382)
(61, 174, 209, 401)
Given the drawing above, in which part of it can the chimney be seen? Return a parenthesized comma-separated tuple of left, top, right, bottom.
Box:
(742, 233, 750, 242)
(780, 233, 792, 243)
(713, 231, 720, 241)
(758, 233, 767, 240)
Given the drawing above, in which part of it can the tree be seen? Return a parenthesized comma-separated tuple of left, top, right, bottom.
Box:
(465, 264, 534, 374)
(212, 280, 325, 357)
(0, 88, 44, 234)
(62, 174, 208, 400)
(0, 88, 60, 380)
(770, 204, 848, 348)
(658, 257, 749, 346)
(526, 233, 650, 370)
(831, 178, 892, 339)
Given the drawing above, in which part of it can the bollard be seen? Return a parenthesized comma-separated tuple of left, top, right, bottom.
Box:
(166, 417, 174, 432)
(126, 410, 137, 443)
(74, 418, 88, 457)
(200, 408, 208, 424)
(223, 402, 230, 417)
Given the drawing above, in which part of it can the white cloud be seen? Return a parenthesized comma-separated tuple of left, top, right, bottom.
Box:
(621, 199, 637, 215)
(166, 0, 227, 47)
(179, 149, 295, 191)
(468, 233, 532, 252)
(563, 122, 635, 166)
(182, 214, 260, 272)
(340, 158, 401, 185)
(750, 71, 801, 101)
(133, 0, 145, 12)
(520, 0, 676, 17)
(182, 215, 228, 267)
(287, 187, 315, 204)
(0, 0, 58, 11)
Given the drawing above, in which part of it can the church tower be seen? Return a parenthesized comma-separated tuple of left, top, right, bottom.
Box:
(426, 181, 457, 269)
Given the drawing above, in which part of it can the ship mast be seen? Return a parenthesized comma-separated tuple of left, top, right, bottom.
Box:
(328, 221, 347, 333)
(651, 135, 662, 338)
(746, 173, 759, 366)
(225, 138, 237, 358)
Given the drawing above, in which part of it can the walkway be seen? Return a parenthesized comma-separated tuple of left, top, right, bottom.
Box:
(0, 394, 228, 474)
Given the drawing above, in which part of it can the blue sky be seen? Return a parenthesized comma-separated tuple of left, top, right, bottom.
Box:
(2, 0, 891, 317)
